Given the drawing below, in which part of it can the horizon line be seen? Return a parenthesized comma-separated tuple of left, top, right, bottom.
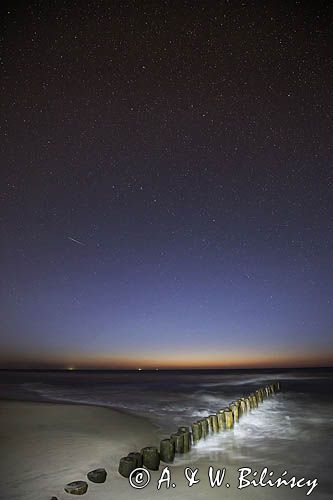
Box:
(0, 365, 332, 371)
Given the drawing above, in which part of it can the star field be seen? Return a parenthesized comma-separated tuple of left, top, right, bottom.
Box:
(1, 1, 332, 368)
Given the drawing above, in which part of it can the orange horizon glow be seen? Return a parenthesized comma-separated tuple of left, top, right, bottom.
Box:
(1, 348, 332, 370)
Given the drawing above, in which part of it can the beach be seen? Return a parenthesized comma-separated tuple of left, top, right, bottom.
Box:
(0, 397, 329, 500)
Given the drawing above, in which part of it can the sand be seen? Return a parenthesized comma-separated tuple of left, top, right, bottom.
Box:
(0, 400, 324, 500)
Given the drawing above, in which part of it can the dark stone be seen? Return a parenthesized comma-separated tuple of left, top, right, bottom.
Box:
(64, 481, 88, 495)
(87, 468, 107, 483)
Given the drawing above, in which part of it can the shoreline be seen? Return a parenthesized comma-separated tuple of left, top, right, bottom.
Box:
(0, 394, 151, 421)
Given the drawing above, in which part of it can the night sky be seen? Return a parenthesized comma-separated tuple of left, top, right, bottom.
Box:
(1, 1, 332, 369)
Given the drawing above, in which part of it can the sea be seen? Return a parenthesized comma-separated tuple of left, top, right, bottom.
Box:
(0, 367, 332, 498)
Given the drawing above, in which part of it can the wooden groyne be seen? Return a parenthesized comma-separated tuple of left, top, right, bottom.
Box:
(57, 381, 280, 495)
(118, 381, 281, 478)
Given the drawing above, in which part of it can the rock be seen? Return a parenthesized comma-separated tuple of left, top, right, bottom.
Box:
(87, 468, 107, 483)
(50, 497, 58, 500)
(64, 481, 88, 495)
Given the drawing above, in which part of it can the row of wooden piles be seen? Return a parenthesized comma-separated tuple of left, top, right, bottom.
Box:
(118, 381, 280, 477)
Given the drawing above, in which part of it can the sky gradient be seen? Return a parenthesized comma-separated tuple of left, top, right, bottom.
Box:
(1, 1, 332, 369)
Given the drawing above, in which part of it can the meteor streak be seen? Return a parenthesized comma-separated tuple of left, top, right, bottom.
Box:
(67, 236, 85, 246)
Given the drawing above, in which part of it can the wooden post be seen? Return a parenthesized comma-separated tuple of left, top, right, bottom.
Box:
(118, 456, 137, 478)
(239, 398, 247, 414)
(229, 402, 239, 423)
(239, 398, 246, 416)
(250, 393, 258, 409)
(191, 422, 202, 443)
(170, 432, 184, 453)
(178, 427, 191, 452)
(255, 389, 263, 403)
(236, 399, 242, 417)
(198, 419, 207, 438)
(200, 418, 209, 437)
(141, 446, 160, 470)
(127, 452, 143, 468)
(160, 439, 175, 463)
(223, 409, 234, 429)
(209, 414, 219, 433)
(217, 410, 225, 430)
(244, 397, 251, 411)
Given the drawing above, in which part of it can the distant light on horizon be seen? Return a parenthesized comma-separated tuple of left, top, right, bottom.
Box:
(1, 347, 332, 370)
